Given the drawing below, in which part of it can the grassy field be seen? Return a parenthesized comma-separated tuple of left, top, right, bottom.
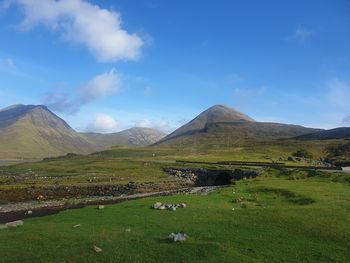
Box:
(0, 140, 348, 193)
(1, 173, 350, 263)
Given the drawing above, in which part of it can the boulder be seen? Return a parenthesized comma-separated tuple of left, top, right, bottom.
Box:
(36, 195, 45, 201)
(153, 202, 162, 209)
(168, 233, 188, 242)
(5, 220, 24, 228)
(93, 245, 102, 253)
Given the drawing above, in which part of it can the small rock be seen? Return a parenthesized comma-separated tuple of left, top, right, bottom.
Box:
(180, 203, 187, 208)
(5, 220, 24, 228)
(170, 206, 177, 211)
(93, 245, 102, 253)
(26, 210, 33, 215)
(232, 208, 235, 211)
(98, 205, 105, 210)
(73, 224, 81, 228)
(125, 228, 131, 232)
(153, 202, 162, 209)
(168, 233, 188, 242)
(158, 205, 166, 210)
(37, 195, 45, 201)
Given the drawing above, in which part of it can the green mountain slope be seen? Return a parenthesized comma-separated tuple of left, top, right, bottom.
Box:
(0, 104, 97, 159)
(156, 105, 320, 147)
(295, 127, 350, 140)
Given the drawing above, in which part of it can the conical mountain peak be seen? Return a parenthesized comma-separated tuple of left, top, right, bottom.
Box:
(198, 104, 255, 123)
(158, 104, 255, 141)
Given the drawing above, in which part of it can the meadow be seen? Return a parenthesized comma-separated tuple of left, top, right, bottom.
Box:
(0, 139, 346, 190)
(0, 172, 349, 262)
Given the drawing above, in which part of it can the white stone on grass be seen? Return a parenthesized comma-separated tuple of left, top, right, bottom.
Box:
(153, 202, 162, 209)
(168, 233, 188, 242)
(5, 220, 24, 228)
(93, 245, 102, 253)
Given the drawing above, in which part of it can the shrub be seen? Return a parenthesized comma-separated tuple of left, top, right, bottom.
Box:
(292, 149, 313, 159)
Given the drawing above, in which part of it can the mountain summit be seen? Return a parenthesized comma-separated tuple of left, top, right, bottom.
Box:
(160, 104, 255, 141)
(190, 104, 255, 125)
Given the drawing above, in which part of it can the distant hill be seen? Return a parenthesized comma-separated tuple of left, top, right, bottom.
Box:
(82, 127, 166, 147)
(0, 104, 97, 159)
(296, 127, 350, 140)
(155, 105, 319, 146)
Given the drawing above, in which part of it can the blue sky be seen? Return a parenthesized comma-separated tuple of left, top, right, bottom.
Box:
(1, 0, 350, 133)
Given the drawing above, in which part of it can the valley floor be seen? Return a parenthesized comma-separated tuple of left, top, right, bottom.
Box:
(1, 175, 349, 263)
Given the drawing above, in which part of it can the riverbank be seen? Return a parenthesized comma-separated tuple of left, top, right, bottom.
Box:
(0, 186, 224, 223)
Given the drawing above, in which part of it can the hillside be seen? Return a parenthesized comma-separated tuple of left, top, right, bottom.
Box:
(296, 127, 350, 140)
(156, 105, 319, 147)
(0, 104, 97, 159)
(82, 127, 166, 147)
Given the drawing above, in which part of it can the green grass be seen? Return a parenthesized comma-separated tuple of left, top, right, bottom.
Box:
(1, 176, 349, 263)
(1, 141, 349, 192)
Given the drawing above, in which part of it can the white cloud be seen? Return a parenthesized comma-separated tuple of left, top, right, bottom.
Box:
(233, 86, 266, 98)
(327, 78, 350, 109)
(227, 73, 244, 84)
(143, 86, 152, 96)
(43, 92, 79, 114)
(1, 57, 15, 68)
(12, 0, 143, 62)
(87, 113, 119, 133)
(0, 56, 36, 79)
(342, 116, 350, 126)
(136, 119, 152, 128)
(80, 68, 121, 103)
(286, 25, 313, 42)
(134, 118, 186, 133)
(43, 68, 122, 113)
(0, 0, 11, 10)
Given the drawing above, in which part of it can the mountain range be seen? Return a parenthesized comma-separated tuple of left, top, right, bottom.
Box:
(1, 103, 349, 159)
(0, 104, 165, 159)
(82, 127, 166, 148)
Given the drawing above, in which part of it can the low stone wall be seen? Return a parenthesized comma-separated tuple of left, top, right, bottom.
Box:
(164, 168, 261, 186)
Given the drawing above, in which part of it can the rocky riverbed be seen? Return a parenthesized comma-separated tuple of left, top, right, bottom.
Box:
(0, 186, 225, 223)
